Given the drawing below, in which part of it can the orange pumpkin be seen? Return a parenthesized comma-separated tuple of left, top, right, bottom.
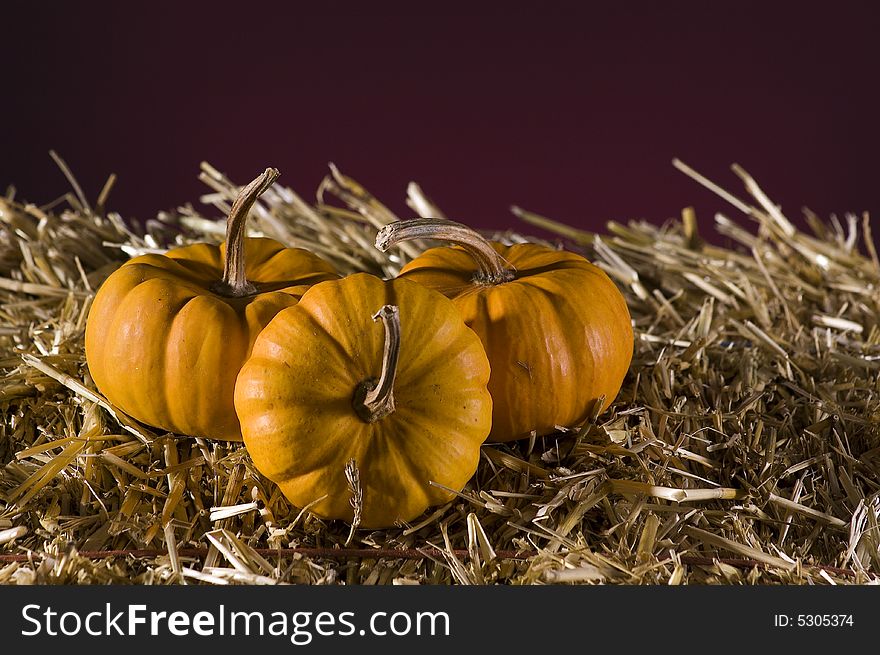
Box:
(376, 218, 633, 442)
(234, 273, 492, 528)
(85, 168, 340, 441)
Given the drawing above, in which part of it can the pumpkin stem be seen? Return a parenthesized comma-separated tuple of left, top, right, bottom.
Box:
(375, 218, 516, 285)
(353, 305, 401, 423)
(211, 167, 280, 297)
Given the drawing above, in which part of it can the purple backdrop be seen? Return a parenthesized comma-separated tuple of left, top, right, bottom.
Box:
(3, 2, 879, 241)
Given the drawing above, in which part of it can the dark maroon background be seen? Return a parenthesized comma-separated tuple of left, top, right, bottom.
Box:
(3, 2, 879, 239)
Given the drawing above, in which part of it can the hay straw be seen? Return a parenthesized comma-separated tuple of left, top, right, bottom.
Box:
(2, 156, 879, 585)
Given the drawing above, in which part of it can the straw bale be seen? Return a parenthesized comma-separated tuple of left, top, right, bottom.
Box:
(2, 158, 879, 585)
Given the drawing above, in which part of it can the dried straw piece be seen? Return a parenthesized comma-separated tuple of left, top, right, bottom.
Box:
(682, 526, 797, 572)
(0, 527, 27, 545)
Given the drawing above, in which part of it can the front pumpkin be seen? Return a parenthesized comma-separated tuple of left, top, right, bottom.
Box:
(234, 273, 492, 528)
(85, 169, 339, 441)
(376, 218, 634, 442)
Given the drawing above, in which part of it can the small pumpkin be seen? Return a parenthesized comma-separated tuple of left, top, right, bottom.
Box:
(85, 168, 340, 441)
(376, 218, 633, 442)
(234, 273, 492, 528)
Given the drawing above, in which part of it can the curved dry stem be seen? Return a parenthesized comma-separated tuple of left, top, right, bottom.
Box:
(353, 305, 401, 423)
(376, 218, 515, 285)
(211, 167, 280, 297)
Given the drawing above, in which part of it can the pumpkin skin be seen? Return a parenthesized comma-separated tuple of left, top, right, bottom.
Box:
(234, 273, 492, 528)
(378, 220, 633, 442)
(85, 169, 340, 441)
